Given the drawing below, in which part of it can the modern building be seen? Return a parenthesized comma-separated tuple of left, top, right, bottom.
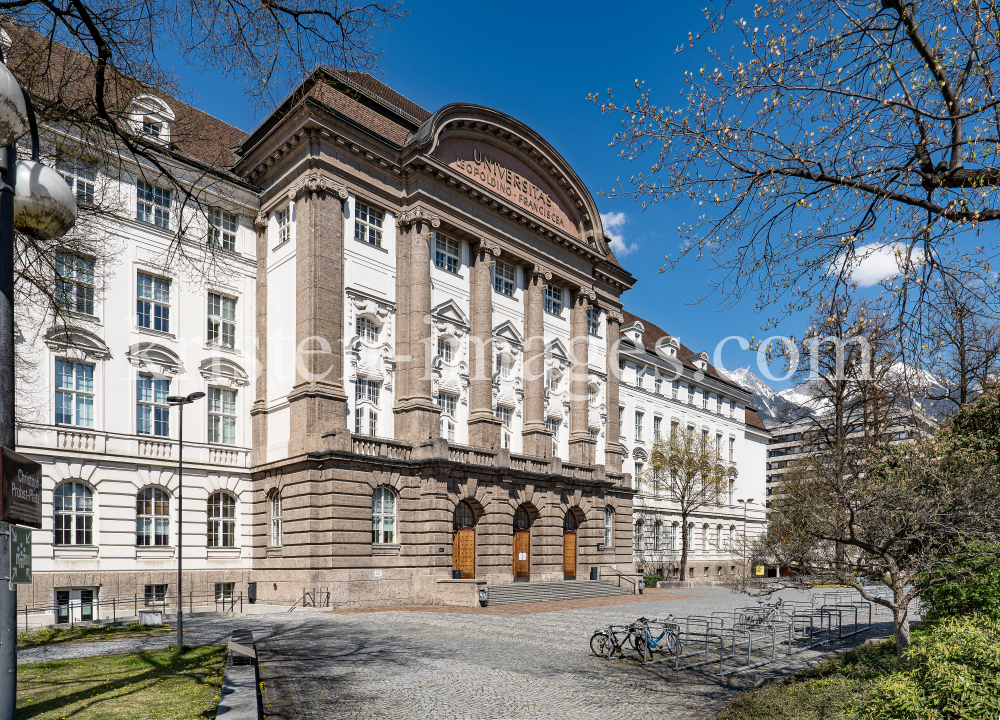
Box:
(12, 26, 769, 614)
(617, 313, 769, 580)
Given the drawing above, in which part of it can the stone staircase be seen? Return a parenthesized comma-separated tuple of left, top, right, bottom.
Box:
(484, 580, 632, 606)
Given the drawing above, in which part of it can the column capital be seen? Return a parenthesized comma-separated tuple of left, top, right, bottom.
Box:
(475, 238, 502, 257)
(254, 211, 268, 231)
(397, 206, 441, 231)
(605, 307, 624, 324)
(575, 285, 596, 302)
(530, 263, 553, 281)
(288, 173, 348, 201)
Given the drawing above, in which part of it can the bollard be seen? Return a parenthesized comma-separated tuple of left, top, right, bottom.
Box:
(452, 570, 461, 579)
(590, 567, 598, 581)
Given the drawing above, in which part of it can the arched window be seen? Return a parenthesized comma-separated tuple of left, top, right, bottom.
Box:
(454, 501, 476, 529)
(604, 506, 614, 547)
(634, 520, 643, 552)
(716, 524, 723, 552)
(546, 370, 561, 393)
(514, 505, 531, 531)
(563, 510, 578, 533)
(270, 491, 282, 547)
(207, 492, 236, 548)
(496, 352, 513, 380)
(687, 522, 694, 552)
(136, 487, 169, 546)
(372, 487, 397, 544)
(654, 520, 662, 551)
(702, 524, 710, 552)
(729, 525, 736, 548)
(671, 522, 678, 552)
(729, 479, 735, 506)
(356, 316, 379, 344)
(54, 482, 93, 546)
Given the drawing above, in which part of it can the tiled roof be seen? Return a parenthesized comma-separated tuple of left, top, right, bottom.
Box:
(307, 81, 412, 146)
(744, 409, 769, 431)
(620, 309, 746, 395)
(335, 70, 432, 124)
(7, 23, 247, 173)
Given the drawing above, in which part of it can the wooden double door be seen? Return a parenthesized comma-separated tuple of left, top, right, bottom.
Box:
(513, 530, 530, 580)
(562, 532, 577, 579)
(453, 528, 475, 579)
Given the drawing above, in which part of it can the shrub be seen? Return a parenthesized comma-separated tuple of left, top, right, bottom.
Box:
(642, 574, 661, 588)
(920, 543, 1000, 622)
(861, 616, 1000, 720)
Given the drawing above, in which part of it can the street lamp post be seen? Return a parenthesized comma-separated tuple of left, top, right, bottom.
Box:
(737, 498, 754, 575)
(0, 49, 76, 719)
(167, 392, 205, 650)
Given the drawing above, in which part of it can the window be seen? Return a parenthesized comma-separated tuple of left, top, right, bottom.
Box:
(635, 412, 644, 441)
(215, 582, 235, 603)
(136, 374, 169, 436)
(653, 417, 662, 442)
(543, 283, 562, 315)
(604, 506, 614, 547)
(495, 405, 512, 427)
(618, 407, 624, 438)
(634, 462, 644, 488)
(142, 118, 162, 137)
(354, 202, 384, 247)
(355, 379, 380, 436)
(547, 371, 560, 393)
(208, 387, 237, 445)
(209, 208, 238, 251)
(494, 260, 516, 296)
(588, 427, 599, 439)
(717, 395, 723, 414)
(671, 522, 678, 552)
(703, 392, 709, 410)
(55, 360, 94, 428)
(654, 521, 662, 552)
(702, 524, 709, 553)
(716, 525, 722, 551)
(588, 385, 598, 406)
(136, 180, 171, 228)
(729, 401, 735, 418)
(671, 420, 679, 437)
(654, 375, 662, 394)
(270, 492, 282, 547)
(635, 368, 644, 389)
(207, 492, 236, 548)
(672, 380, 679, 399)
(357, 317, 378, 343)
(136, 487, 170, 546)
(207, 293, 236, 348)
(587, 307, 600, 336)
(137, 272, 170, 332)
(546, 417, 560, 457)
(435, 235, 460, 273)
(687, 384, 695, 405)
(58, 157, 96, 205)
(55, 252, 95, 315)
(144, 584, 166, 606)
(634, 520, 643, 552)
(54, 482, 93, 546)
(436, 392, 457, 417)
(716, 433, 723, 457)
(372, 487, 396, 544)
(496, 354, 513, 380)
(438, 337, 454, 362)
(729, 437, 735, 461)
(276, 205, 291, 245)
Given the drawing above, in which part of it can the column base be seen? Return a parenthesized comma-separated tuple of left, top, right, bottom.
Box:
(287, 381, 348, 455)
(568, 435, 597, 466)
(521, 426, 554, 459)
(393, 397, 443, 444)
(604, 443, 624, 475)
(467, 413, 503, 450)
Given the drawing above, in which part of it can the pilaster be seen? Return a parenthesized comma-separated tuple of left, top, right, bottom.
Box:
(251, 210, 269, 467)
(521, 263, 552, 457)
(288, 173, 349, 456)
(604, 307, 624, 475)
(568, 286, 596, 465)
(468, 239, 503, 448)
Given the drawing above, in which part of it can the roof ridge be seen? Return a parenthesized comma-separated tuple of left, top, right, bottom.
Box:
(326, 68, 430, 126)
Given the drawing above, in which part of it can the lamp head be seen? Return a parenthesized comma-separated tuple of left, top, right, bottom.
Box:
(167, 391, 206, 405)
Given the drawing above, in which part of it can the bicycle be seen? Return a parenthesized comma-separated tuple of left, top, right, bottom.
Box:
(590, 624, 631, 659)
(737, 598, 785, 628)
(630, 616, 680, 660)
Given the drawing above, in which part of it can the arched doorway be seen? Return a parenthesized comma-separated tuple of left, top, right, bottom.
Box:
(562, 509, 580, 580)
(513, 505, 532, 582)
(453, 501, 476, 579)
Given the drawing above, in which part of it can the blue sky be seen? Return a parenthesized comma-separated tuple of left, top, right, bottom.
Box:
(163, 0, 814, 387)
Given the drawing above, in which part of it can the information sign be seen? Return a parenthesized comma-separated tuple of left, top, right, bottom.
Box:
(1, 447, 42, 528)
(10, 525, 31, 584)
(755, 565, 766, 577)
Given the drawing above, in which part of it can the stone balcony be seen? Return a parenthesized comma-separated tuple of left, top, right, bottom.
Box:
(321, 429, 626, 486)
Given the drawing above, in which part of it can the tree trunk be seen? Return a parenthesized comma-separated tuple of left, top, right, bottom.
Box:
(891, 587, 912, 658)
(680, 522, 688, 581)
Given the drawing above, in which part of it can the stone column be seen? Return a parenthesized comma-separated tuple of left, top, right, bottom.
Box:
(251, 211, 269, 467)
(393, 208, 442, 444)
(521, 264, 552, 457)
(604, 307, 624, 475)
(568, 286, 597, 465)
(288, 174, 349, 456)
(468, 239, 503, 448)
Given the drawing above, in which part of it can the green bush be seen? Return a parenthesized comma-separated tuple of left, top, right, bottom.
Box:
(642, 574, 661, 588)
(861, 616, 1000, 720)
(920, 544, 1000, 622)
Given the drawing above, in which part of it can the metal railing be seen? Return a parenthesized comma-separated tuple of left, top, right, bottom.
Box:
(597, 566, 636, 593)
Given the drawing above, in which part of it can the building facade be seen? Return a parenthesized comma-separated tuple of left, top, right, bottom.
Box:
(616, 313, 769, 580)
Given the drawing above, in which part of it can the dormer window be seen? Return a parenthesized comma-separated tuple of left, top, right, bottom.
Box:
(142, 119, 162, 138)
(129, 95, 175, 145)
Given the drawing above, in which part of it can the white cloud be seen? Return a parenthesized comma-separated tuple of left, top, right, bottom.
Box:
(832, 242, 923, 287)
(601, 211, 638, 256)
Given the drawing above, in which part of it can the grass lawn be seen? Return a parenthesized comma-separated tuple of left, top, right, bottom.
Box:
(716, 638, 900, 720)
(17, 645, 227, 720)
(18, 623, 173, 648)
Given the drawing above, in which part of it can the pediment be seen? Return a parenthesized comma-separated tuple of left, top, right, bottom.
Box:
(545, 338, 569, 361)
(492, 320, 523, 346)
(45, 326, 111, 360)
(432, 299, 469, 327)
(199, 357, 250, 387)
(127, 342, 183, 375)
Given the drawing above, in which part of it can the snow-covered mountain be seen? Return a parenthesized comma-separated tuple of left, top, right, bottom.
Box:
(721, 367, 804, 422)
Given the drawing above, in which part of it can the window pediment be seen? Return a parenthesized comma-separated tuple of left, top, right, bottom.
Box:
(127, 342, 182, 375)
(492, 320, 523, 347)
(432, 299, 469, 328)
(199, 357, 249, 387)
(45, 326, 110, 360)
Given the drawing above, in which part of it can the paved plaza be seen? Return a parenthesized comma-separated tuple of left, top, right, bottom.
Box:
(18, 587, 903, 719)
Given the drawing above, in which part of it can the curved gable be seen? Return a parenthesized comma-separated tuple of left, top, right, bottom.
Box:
(127, 342, 183, 375)
(45, 326, 111, 360)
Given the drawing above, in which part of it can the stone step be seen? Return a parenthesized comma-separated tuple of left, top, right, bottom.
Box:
(484, 580, 631, 606)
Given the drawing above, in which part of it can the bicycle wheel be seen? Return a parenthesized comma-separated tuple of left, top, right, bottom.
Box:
(662, 630, 679, 656)
(590, 631, 611, 657)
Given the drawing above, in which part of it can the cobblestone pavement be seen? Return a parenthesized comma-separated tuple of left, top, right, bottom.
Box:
(265, 588, 904, 720)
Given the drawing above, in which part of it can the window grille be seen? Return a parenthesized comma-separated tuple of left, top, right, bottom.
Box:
(438, 337, 454, 362)
(587, 307, 600, 336)
(270, 492, 282, 547)
(604, 507, 614, 547)
(635, 411, 644, 441)
(276, 206, 291, 245)
(496, 354, 513, 379)
(58, 157, 96, 205)
(494, 405, 512, 427)
(356, 317, 378, 343)
(436, 392, 457, 417)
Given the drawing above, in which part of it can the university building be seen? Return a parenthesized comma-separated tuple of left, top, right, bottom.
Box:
(12, 31, 768, 614)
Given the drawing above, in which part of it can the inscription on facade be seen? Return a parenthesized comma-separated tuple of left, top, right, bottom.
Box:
(438, 137, 576, 231)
